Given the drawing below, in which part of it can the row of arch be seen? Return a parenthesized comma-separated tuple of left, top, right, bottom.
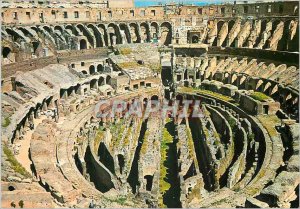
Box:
(2, 21, 173, 56)
(211, 71, 299, 118)
(205, 18, 299, 52)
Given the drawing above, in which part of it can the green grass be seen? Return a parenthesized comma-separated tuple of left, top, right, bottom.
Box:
(115, 197, 127, 205)
(149, 63, 162, 73)
(2, 117, 11, 127)
(118, 62, 140, 69)
(227, 117, 236, 130)
(123, 126, 132, 147)
(3, 145, 31, 178)
(119, 48, 132, 55)
(109, 118, 126, 149)
(140, 130, 149, 156)
(94, 129, 105, 153)
(159, 123, 174, 208)
(178, 87, 234, 102)
(257, 115, 280, 137)
(185, 126, 199, 169)
(250, 92, 271, 102)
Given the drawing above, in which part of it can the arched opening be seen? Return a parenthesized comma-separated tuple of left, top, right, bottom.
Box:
(106, 76, 111, 85)
(176, 95, 184, 106)
(54, 25, 63, 34)
(65, 25, 77, 35)
(32, 41, 39, 54)
(80, 39, 87, 50)
(140, 22, 150, 42)
(151, 22, 159, 38)
(97, 64, 103, 72)
(74, 84, 81, 94)
(82, 70, 88, 75)
(88, 24, 103, 47)
(98, 142, 115, 174)
(254, 20, 267, 47)
(98, 77, 105, 86)
(129, 23, 141, 43)
(117, 154, 125, 174)
(98, 24, 109, 46)
(2, 47, 11, 58)
(161, 22, 172, 45)
(294, 6, 298, 15)
(77, 24, 94, 48)
(119, 24, 131, 44)
(90, 79, 97, 89)
(67, 86, 74, 97)
(192, 35, 199, 43)
(8, 186, 15, 191)
(89, 65, 95, 74)
(151, 95, 158, 102)
(108, 23, 122, 45)
(143, 98, 148, 109)
(144, 175, 153, 191)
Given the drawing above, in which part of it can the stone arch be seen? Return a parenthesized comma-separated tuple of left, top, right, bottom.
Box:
(119, 23, 131, 44)
(2, 47, 11, 58)
(150, 22, 159, 39)
(140, 22, 150, 42)
(176, 94, 184, 106)
(97, 64, 104, 72)
(256, 79, 264, 92)
(129, 23, 141, 43)
(254, 20, 268, 48)
(17, 27, 34, 38)
(74, 84, 81, 94)
(90, 79, 98, 89)
(45, 96, 54, 109)
(60, 88, 67, 99)
(276, 20, 292, 51)
(213, 21, 225, 46)
(32, 41, 39, 54)
(160, 22, 172, 45)
(263, 81, 272, 94)
(80, 39, 87, 50)
(77, 24, 94, 48)
(294, 5, 299, 15)
(150, 95, 159, 107)
(262, 20, 281, 49)
(285, 20, 299, 52)
(191, 35, 199, 43)
(107, 23, 122, 45)
(5, 28, 24, 42)
(54, 25, 64, 34)
(143, 97, 148, 108)
(42, 25, 53, 34)
(231, 73, 238, 85)
(87, 24, 103, 47)
(98, 24, 109, 46)
(151, 95, 159, 101)
(270, 84, 279, 96)
(98, 76, 105, 86)
(228, 20, 235, 33)
(106, 75, 111, 85)
(224, 72, 230, 83)
(239, 74, 247, 89)
(34, 103, 42, 118)
(65, 25, 78, 36)
(67, 86, 75, 97)
(89, 65, 95, 74)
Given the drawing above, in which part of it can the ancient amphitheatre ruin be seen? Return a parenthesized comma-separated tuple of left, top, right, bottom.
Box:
(1, 0, 299, 208)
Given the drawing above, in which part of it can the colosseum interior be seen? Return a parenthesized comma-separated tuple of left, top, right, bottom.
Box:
(1, 0, 299, 208)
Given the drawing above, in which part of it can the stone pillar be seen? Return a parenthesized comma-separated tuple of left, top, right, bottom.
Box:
(11, 77, 16, 91)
